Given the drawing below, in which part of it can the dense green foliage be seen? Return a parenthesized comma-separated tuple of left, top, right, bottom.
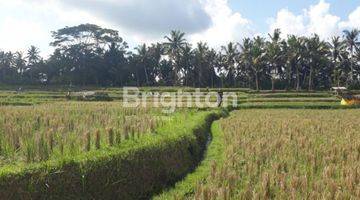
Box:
(1, 24, 360, 89)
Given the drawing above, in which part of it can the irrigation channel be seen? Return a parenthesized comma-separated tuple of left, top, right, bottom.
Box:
(152, 109, 230, 199)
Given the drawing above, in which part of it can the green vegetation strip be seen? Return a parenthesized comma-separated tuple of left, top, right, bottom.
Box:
(154, 120, 226, 199)
(0, 110, 224, 199)
(237, 102, 360, 109)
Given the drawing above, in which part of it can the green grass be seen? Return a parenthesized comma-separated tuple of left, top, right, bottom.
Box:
(154, 120, 227, 199)
(237, 101, 360, 109)
(249, 92, 332, 98)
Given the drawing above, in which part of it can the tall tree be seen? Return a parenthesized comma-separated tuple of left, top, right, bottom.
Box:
(343, 29, 360, 86)
(163, 30, 187, 85)
(254, 37, 267, 91)
(26, 46, 42, 83)
(286, 35, 305, 91)
(328, 36, 346, 86)
(50, 24, 127, 85)
(266, 29, 283, 91)
(134, 44, 150, 86)
(221, 42, 239, 87)
(193, 42, 209, 87)
(305, 34, 329, 91)
(179, 44, 194, 86)
(104, 42, 128, 86)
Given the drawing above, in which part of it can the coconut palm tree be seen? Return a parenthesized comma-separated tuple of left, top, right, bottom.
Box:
(27, 46, 41, 65)
(240, 38, 254, 89)
(287, 35, 306, 91)
(26, 46, 42, 83)
(240, 37, 266, 90)
(135, 44, 150, 85)
(163, 30, 188, 85)
(193, 42, 209, 87)
(328, 36, 346, 86)
(0, 51, 10, 83)
(221, 42, 239, 87)
(252, 37, 267, 91)
(305, 34, 329, 91)
(266, 29, 283, 91)
(179, 44, 194, 86)
(147, 43, 164, 85)
(206, 49, 220, 88)
(14, 52, 26, 83)
(280, 40, 292, 90)
(343, 29, 360, 85)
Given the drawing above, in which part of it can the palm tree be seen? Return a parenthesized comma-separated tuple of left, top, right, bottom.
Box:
(0, 51, 9, 83)
(305, 34, 329, 91)
(194, 42, 209, 87)
(240, 38, 253, 89)
(27, 46, 41, 65)
(26, 46, 41, 83)
(280, 40, 292, 90)
(163, 30, 187, 85)
(240, 37, 266, 91)
(328, 36, 346, 86)
(135, 44, 150, 85)
(251, 37, 266, 91)
(343, 29, 360, 85)
(221, 42, 239, 87)
(216, 52, 227, 88)
(287, 35, 305, 91)
(14, 52, 26, 83)
(148, 43, 164, 84)
(206, 49, 219, 88)
(266, 29, 283, 91)
(179, 44, 194, 86)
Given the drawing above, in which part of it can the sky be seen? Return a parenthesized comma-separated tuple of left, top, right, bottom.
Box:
(0, 0, 359, 57)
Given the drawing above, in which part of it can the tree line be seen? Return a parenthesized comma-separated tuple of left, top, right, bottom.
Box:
(0, 23, 360, 90)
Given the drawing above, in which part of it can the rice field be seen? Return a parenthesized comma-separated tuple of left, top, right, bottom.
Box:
(194, 109, 360, 199)
(0, 87, 359, 198)
(0, 102, 165, 166)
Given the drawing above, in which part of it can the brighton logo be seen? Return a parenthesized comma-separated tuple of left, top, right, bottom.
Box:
(123, 87, 238, 113)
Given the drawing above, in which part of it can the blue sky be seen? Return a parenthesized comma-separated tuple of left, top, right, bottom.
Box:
(0, 0, 359, 56)
(229, 0, 359, 32)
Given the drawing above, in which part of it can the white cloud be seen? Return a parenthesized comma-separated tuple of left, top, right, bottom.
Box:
(268, 0, 357, 40)
(0, 17, 49, 54)
(339, 7, 360, 30)
(0, 0, 108, 56)
(190, 0, 254, 47)
(306, 0, 340, 39)
(268, 9, 306, 37)
(58, 0, 212, 36)
(57, 0, 255, 49)
(1, 0, 250, 54)
(1, 0, 359, 57)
